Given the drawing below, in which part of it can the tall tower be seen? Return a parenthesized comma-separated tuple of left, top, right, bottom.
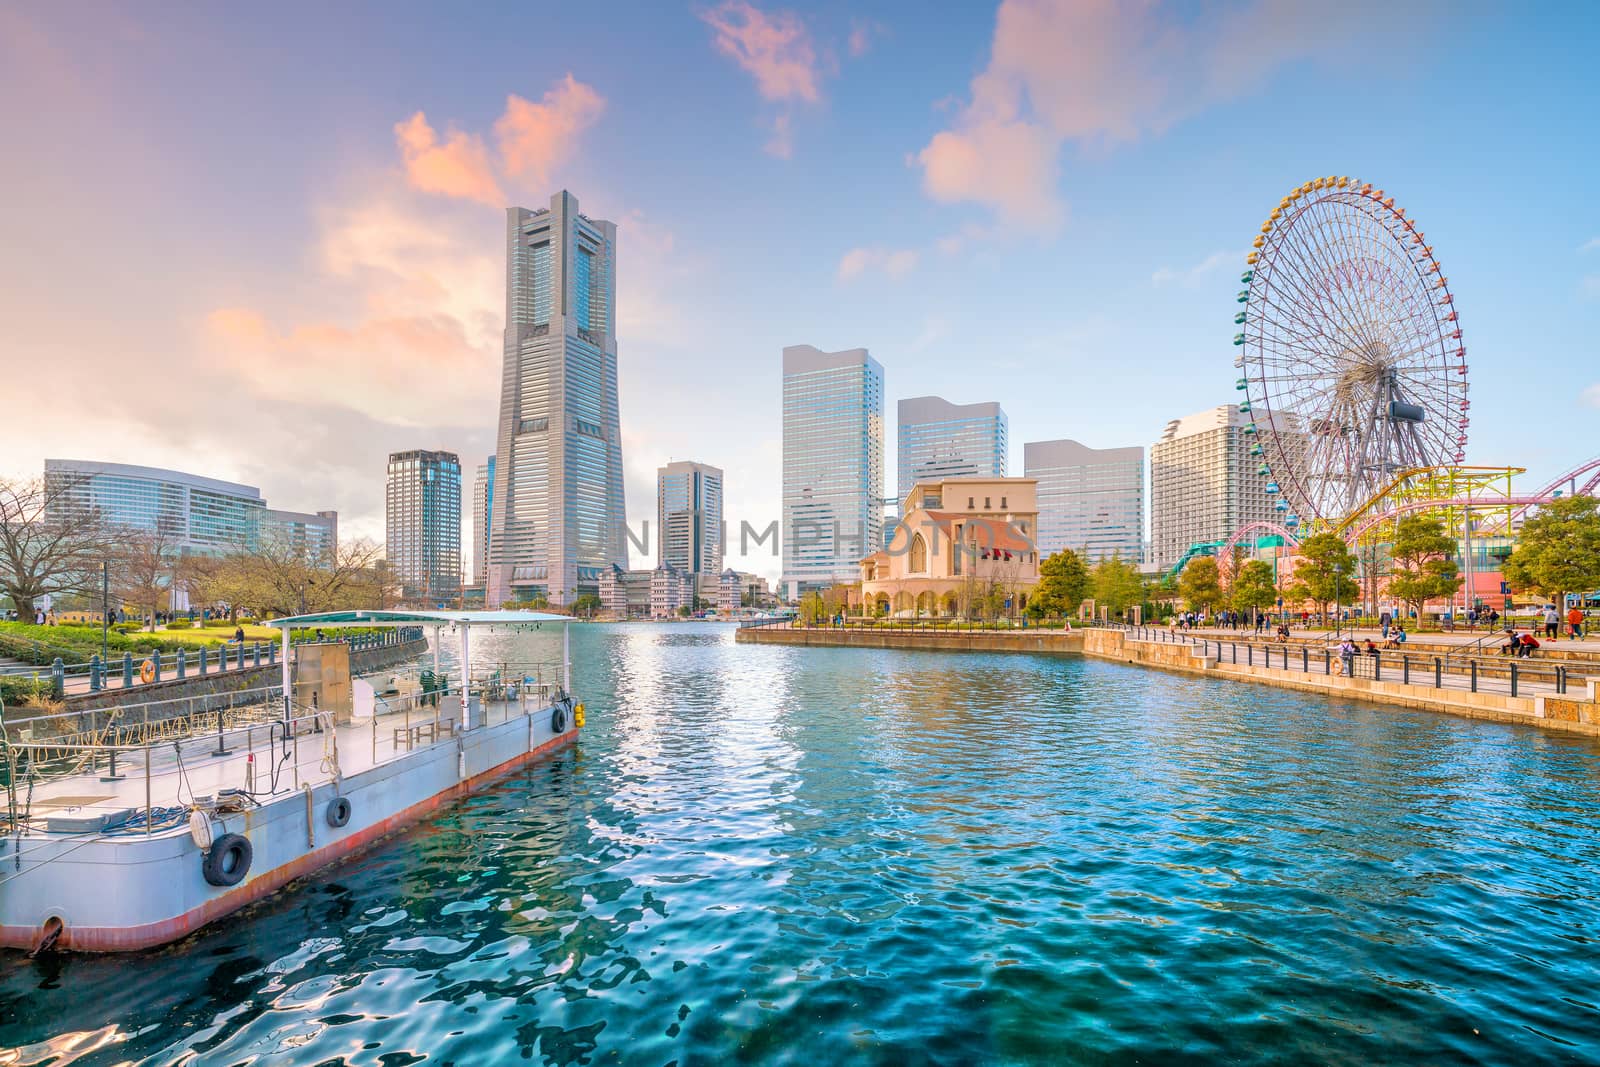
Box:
(385, 449, 462, 603)
(781, 345, 884, 599)
(487, 191, 626, 607)
(657, 461, 724, 575)
(896, 396, 1007, 501)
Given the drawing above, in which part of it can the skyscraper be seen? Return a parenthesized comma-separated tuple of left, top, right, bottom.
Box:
(897, 396, 1007, 499)
(487, 191, 626, 606)
(657, 460, 723, 576)
(1023, 439, 1144, 563)
(1149, 405, 1278, 570)
(471, 456, 494, 587)
(385, 449, 462, 603)
(781, 345, 884, 599)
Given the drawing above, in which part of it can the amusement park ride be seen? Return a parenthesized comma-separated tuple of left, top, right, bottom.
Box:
(1178, 175, 1600, 609)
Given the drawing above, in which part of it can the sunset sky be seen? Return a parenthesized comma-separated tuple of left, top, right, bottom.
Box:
(3, 2, 1597, 578)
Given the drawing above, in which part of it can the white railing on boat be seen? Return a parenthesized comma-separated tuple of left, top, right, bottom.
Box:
(1, 661, 570, 839)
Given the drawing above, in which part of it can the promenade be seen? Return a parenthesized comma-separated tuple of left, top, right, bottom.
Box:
(737, 620, 1600, 737)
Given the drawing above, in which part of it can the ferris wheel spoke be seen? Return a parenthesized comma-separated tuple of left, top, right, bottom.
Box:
(1239, 181, 1465, 520)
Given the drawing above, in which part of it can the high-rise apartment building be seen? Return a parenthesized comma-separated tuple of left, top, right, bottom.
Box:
(781, 345, 884, 599)
(1149, 406, 1278, 570)
(657, 461, 723, 576)
(43, 459, 336, 558)
(1024, 439, 1144, 564)
(487, 191, 626, 607)
(897, 396, 1007, 500)
(386, 449, 462, 603)
(471, 456, 494, 587)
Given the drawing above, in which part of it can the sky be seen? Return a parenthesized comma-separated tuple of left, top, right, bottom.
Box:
(2, 1, 1597, 581)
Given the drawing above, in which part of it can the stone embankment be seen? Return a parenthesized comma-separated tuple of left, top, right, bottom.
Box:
(737, 624, 1600, 737)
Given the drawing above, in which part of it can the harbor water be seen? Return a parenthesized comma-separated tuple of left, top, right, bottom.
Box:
(4, 622, 1600, 1064)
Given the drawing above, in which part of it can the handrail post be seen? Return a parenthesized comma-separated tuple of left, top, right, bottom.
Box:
(51, 657, 64, 699)
(177, 648, 187, 680)
(1402, 654, 1410, 685)
(123, 651, 134, 688)
(1434, 656, 1442, 688)
(1509, 661, 1517, 698)
(1373, 651, 1381, 682)
(90, 653, 102, 692)
(1302, 647, 1308, 672)
(200, 645, 208, 675)
(1470, 660, 1478, 693)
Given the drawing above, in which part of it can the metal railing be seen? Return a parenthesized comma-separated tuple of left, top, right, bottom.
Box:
(1112, 625, 1580, 700)
(2, 666, 568, 839)
(737, 615, 1069, 633)
(0, 627, 425, 697)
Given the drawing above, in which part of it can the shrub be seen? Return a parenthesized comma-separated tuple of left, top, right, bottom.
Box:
(165, 620, 192, 630)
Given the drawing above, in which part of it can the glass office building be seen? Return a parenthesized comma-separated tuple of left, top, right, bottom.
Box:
(1023, 439, 1144, 563)
(472, 456, 495, 587)
(386, 449, 462, 603)
(781, 345, 884, 598)
(897, 396, 1007, 500)
(487, 191, 627, 606)
(657, 461, 723, 576)
(42, 458, 335, 557)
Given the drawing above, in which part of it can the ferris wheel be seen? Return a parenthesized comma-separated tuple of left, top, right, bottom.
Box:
(1233, 176, 1468, 527)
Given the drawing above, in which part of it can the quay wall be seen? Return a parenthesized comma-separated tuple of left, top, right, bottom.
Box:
(734, 627, 1084, 655)
(738, 626, 1600, 738)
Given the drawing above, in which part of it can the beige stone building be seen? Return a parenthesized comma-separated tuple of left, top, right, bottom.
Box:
(860, 477, 1040, 617)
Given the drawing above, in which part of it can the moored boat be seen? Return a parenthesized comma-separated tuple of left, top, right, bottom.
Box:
(0, 609, 583, 953)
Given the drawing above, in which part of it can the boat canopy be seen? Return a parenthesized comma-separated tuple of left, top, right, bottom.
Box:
(264, 609, 570, 630)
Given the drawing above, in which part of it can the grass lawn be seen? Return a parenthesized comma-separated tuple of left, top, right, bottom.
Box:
(157, 623, 283, 644)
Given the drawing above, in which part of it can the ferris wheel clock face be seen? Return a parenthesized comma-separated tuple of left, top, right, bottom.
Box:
(1233, 177, 1468, 527)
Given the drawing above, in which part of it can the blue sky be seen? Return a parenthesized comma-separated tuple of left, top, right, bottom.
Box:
(2, 2, 1596, 578)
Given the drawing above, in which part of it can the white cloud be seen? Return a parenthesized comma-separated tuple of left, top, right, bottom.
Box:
(1152, 250, 1246, 287)
(1580, 237, 1600, 253)
(837, 246, 919, 281)
(1583, 383, 1600, 408)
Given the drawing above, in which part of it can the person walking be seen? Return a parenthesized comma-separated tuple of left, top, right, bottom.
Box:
(1338, 638, 1357, 676)
(1566, 605, 1584, 641)
(1544, 604, 1560, 640)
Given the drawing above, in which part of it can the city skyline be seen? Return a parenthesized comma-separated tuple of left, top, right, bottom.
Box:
(3, 4, 1598, 585)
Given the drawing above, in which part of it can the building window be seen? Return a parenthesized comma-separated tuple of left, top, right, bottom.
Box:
(910, 533, 928, 573)
(1000, 496, 1007, 509)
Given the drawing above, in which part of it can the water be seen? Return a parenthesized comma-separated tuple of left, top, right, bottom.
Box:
(5, 623, 1600, 1065)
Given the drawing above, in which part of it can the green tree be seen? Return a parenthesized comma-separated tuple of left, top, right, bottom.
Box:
(572, 593, 602, 618)
(1385, 515, 1463, 623)
(1503, 496, 1600, 611)
(1231, 559, 1277, 617)
(1032, 549, 1089, 617)
(1177, 556, 1224, 613)
(1091, 555, 1144, 618)
(1285, 533, 1359, 622)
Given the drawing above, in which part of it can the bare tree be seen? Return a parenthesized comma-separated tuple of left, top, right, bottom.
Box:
(0, 475, 109, 623)
(112, 528, 180, 630)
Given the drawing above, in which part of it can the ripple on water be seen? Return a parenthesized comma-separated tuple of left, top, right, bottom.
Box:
(4, 624, 1600, 1065)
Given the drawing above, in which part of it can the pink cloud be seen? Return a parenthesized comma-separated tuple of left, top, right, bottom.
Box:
(837, 246, 919, 281)
(917, 0, 1406, 231)
(699, 1, 820, 102)
(495, 76, 607, 184)
(394, 112, 504, 207)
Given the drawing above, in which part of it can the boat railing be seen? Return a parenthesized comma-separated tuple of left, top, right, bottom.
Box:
(1, 676, 571, 840)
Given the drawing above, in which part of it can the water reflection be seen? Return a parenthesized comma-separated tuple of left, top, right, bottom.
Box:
(3, 623, 1600, 1064)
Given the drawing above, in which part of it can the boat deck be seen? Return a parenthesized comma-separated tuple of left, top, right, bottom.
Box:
(13, 689, 563, 837)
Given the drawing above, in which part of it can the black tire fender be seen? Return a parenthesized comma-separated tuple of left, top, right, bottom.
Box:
(551, 703, 570, 734)
(326, 796, 351, 828)
(202, 833, 253, 888)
